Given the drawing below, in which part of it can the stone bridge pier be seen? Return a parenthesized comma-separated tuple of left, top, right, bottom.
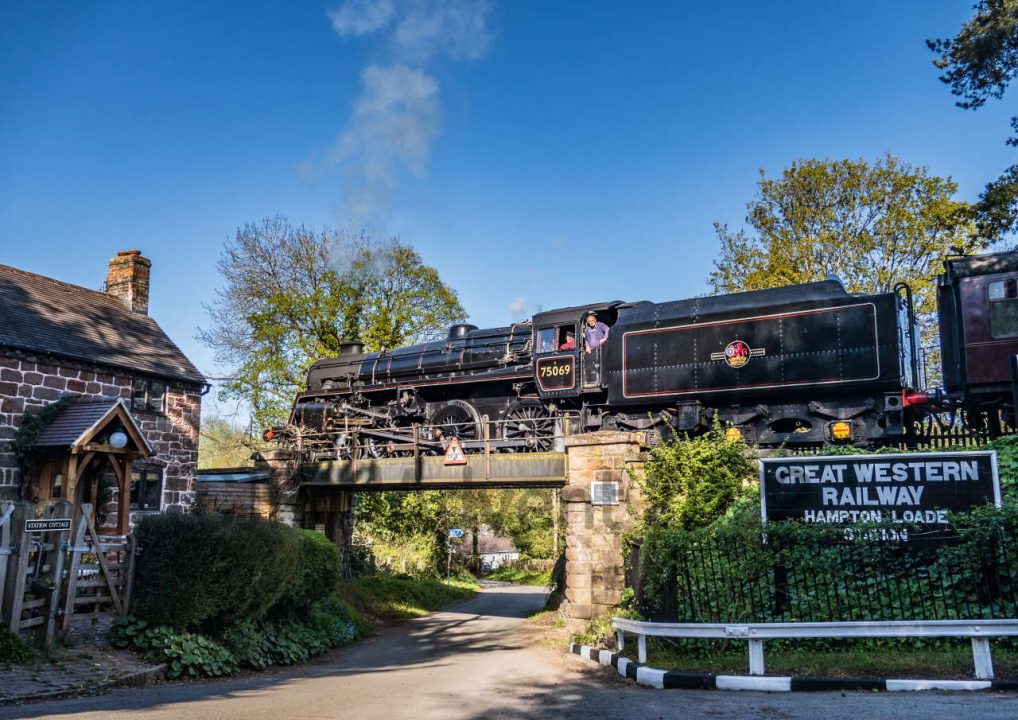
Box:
(561, 432, 646, 628)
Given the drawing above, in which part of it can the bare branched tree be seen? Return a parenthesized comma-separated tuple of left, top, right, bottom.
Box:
(198, 217, 465, 426)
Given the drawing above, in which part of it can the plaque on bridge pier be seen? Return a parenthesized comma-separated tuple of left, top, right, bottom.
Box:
(590, 481, 620, 506)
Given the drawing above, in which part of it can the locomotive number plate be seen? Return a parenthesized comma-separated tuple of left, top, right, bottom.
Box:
(536, 355, 575, 391)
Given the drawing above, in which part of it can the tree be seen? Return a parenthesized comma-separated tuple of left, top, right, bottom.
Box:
(198, 217, 465, 426)
(636, 422, 754, 531)
(197, 416, 263, 469)
(353, 487, 559, 576)
(709, 155, 976, 340)
(928, 0, 1018, 238)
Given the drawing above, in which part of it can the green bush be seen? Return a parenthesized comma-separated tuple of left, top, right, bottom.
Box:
(112, 596, 361, 677)
(0, 629, 32, 664)
(132, 514, 301, 632)
(986, 435, 1018, 499)
(337, 575, 477, 621)
(222, 597, 360, 669)
(636, 420, 755, 531)
(109, 616, 236, 679)
(364, 534, 440, 577)
(275, 529, 341, 614)
(485, 558, 554, 586)
(307, 595, 363, 646)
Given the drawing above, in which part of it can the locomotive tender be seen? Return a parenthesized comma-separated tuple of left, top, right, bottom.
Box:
(274, 249, 1018, 457)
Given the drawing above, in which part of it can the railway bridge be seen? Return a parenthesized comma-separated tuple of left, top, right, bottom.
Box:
(253, 431, 647, 625)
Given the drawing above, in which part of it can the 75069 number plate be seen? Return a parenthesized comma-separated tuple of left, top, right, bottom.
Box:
(536, 355, 575, 391)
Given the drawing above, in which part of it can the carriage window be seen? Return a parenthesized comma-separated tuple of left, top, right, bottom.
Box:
(989, 279, 1018, 300)
(988, 279, 1018, 339)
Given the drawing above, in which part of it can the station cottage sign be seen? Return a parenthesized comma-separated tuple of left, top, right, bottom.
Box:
(760, 451, 1001, 542)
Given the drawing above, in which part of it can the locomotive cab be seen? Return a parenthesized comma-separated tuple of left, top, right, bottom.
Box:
(532, 302, 622, 397)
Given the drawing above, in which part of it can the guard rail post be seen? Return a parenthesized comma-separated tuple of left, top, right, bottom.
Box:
(972, 638, 993, 680)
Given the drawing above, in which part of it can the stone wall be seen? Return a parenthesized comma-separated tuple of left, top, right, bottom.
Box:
(562, 431, 646, 626)
(0, 348, 202, 515)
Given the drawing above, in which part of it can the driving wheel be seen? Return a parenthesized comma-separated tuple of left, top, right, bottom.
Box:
(503, 400, 555, 452)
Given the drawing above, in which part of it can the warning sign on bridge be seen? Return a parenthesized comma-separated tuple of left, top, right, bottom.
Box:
(443, 437, 467, 465)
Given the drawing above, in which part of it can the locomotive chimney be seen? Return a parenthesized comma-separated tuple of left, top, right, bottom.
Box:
(105, 249, 151, 314)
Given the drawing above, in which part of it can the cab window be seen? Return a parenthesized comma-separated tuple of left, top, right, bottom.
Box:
(537, 328, 557, 353)
(536, 325, 575, 353)
(988, 279, 1018, 339)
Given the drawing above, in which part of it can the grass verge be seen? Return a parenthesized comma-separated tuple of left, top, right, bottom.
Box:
(336, 574, 478, 624)
(642, 637, 1018, 679)
(484, 566, 552, 586)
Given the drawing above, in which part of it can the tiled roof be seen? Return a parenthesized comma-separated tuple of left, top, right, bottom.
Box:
(33, 397, 154, 455)
(0, 263, 204, 385)
(32, 400, 115, 448)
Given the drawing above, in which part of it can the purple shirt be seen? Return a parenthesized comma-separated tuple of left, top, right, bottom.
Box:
(584, 321, 609, 350)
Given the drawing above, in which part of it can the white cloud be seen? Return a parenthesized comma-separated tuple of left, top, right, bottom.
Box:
(393, 0, 494, 63)
(336, 64, 440, 179)
(508, 296, 527, 318)
(328, 0, 396, 36)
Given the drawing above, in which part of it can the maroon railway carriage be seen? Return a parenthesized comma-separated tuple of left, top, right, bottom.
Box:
(937, 250, 1018, 432)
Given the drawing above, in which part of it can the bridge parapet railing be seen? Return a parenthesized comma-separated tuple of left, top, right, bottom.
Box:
(294, 413, 571, 463)
(612, 617, 1018, 679)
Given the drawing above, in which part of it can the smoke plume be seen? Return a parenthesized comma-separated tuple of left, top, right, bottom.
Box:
(508, 296, 527, 320)
(309, 0, 496, 224)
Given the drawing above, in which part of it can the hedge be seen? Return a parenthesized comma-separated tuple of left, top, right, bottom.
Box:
(131, 514, 336, 632)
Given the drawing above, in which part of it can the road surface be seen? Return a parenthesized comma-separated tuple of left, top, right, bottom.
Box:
(4, 583, 1018, 719)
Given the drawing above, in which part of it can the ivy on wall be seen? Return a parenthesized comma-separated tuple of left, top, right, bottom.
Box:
(12, 394, 71, 492)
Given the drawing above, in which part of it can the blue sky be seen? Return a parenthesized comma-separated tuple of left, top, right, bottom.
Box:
(1, 1, 1014, 413)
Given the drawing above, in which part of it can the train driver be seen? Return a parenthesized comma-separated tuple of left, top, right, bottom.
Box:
(584, 311, 609, 354)
(560, 331, 576, 350)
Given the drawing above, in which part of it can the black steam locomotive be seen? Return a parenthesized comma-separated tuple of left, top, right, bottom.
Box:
(271, 250, 1018, 457)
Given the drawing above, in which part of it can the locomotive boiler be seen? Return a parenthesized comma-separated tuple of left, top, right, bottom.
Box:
(270, 249, 1018, 458)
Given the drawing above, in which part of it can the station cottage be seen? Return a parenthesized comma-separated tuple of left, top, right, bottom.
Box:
(0, 251, 206, 533)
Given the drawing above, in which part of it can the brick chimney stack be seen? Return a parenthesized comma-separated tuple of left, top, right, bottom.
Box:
(105, 250, 151, 314)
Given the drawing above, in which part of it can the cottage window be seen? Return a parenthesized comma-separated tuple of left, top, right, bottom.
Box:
(50, 473, 64, 500)
(131, 378, 166, 413)
(130, 465, 163, 511)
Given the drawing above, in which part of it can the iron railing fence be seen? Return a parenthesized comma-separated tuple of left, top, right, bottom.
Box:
(641, 516, 1018, 624)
